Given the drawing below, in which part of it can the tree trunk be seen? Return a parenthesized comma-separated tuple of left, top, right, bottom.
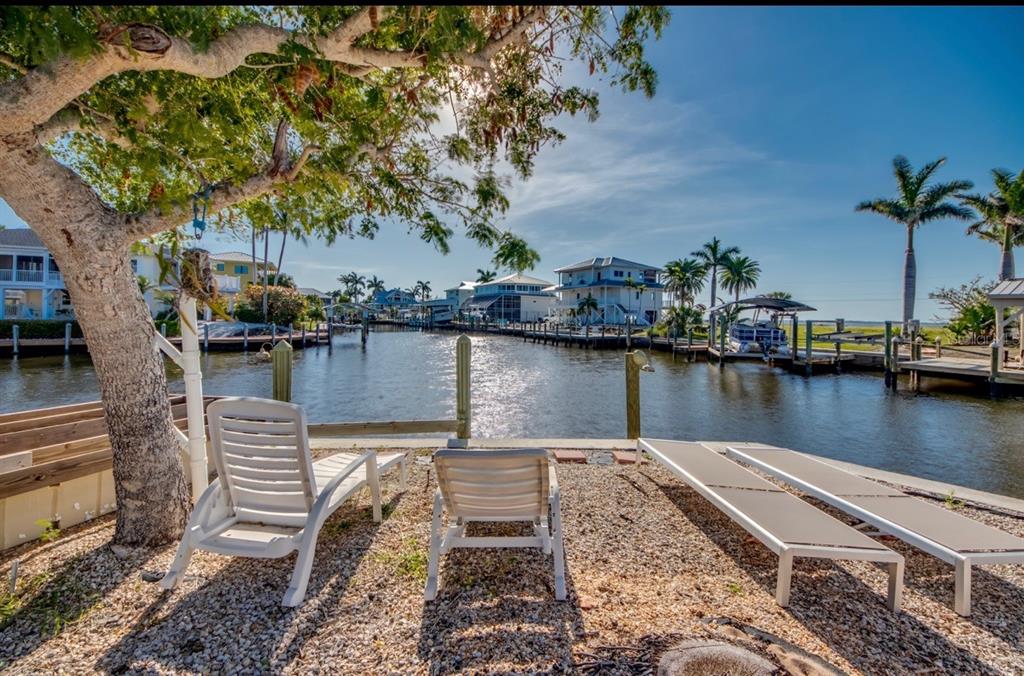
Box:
(903, 224, 916, 332)
(261, 227, 270, 322)
(250, 224, 258, 286)
(1000, 227, 1015, 281)
(274, 230, 287, 286)
(0, 141, 188, 547)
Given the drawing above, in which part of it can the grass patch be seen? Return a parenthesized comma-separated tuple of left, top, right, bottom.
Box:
(374, 538, 428, 582)
(944, 490, 965, 511)
(726, 582, 744, 595)
(0, 569, 100, 636)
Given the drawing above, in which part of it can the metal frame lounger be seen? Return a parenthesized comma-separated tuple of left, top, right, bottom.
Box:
(425, 448, 566, 601)
(725, 445, 1024, 616)
(639, 439, 904, 610)
(161, 397, 408, 607)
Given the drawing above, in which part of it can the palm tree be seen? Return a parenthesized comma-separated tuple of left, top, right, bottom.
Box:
(577, 293, 599, 325)
(414, 280, 432, 302)
(476, 268, 497, 283)
(959, 168, 1024, 281)
(691, 237, 740, 310)
(338, 272, 366, 300)
(366, 275, 386, 301)
(662, 258, 707, 309)
(856, 156, 973, 329)
(764, 290, 793, 300)
(720, 254, 761, 302)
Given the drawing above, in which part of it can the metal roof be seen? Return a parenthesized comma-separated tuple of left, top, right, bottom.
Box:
(553, 256, 663, 273)
(0, 229, 43, 248)
(989, 278, 1024, 300)
(709, 296, 817, 314)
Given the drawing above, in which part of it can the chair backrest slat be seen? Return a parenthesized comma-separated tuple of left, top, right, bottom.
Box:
(434, 448, 551, 520)
(208, 398, 317, 527)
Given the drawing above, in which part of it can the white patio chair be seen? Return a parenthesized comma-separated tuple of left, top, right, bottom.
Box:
(425, 448, 566, 601)
(160, 397, 407, 607)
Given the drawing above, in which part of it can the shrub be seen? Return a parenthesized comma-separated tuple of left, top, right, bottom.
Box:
(0, 320, 83, 339)
(234, 285, 307, 325)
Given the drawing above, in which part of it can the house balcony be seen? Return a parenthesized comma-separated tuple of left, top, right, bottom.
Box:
(15, 269, 43, 283)
(0, 269, 11, 282)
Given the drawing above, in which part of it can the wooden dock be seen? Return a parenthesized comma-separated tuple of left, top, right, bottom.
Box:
(900, 357, 1024, 387)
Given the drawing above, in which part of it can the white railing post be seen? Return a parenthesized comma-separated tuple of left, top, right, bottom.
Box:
(180, 296, 208, 502)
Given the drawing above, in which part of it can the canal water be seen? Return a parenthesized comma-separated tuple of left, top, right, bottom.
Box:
(3, 328, 1022, 497)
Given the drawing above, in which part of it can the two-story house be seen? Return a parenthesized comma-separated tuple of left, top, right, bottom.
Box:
(461, 273, 556, 322)
(0, 229, 73, 320)
(420, 281, 477, 322)
(550, 257, 664, 326)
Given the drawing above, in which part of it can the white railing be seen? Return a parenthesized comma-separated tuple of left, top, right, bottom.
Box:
(15, 269, 43, 282)
(0, 269, 11, 282)
(49, 271, 62, 283)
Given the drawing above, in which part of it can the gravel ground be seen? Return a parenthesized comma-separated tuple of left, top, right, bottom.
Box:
(2, 451, 1024, 674)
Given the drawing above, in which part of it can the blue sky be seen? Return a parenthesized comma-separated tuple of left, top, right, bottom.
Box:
(2, 6, 1022, 320)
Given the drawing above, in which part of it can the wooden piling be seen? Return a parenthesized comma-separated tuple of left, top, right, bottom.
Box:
(989, 340, 1001, 398)
(288, 323, 293, 344)
(883, 321, 893, 387)
(361, 313, 368, 346)
(271, 339, 293, 402)
(804, 319, 813, 376)
(625, 351, 642, 439)
(243, 324, 249, 351)
(719, 321, 726, 368)
(160, 322, 167, 338)
(64, 322, 72, 353)
(11, 324, 18, 356)
(327, 318, 333, 354)
(456, 335, 471, 439)
(935, 337, 942, 358)
(203, 323, 209, 353)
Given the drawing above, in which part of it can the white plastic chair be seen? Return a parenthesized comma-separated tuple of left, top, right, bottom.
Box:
(160, 397, 407, 606)
(425, 448, 566, 601)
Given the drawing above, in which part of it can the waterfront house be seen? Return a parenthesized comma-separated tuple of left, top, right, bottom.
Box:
(371, 288, 419, 316)
(0, 228, 72, 320)
(550, 257, 664, 326)
(461, 273, 555, 322)
(420, 281, 477, 322)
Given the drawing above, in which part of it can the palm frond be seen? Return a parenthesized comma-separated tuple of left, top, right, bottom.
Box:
(892, 155, 914, 200)
(855, 198, 908, 222)
(920, 179, 973, 209)
(920, 203, 974, 223)
(914, 157, 947, 193)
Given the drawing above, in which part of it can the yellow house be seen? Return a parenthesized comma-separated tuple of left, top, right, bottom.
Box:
(209, 252, 276, 293)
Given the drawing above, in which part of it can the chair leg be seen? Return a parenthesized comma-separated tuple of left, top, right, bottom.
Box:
(551, 498, 566, 601)
(775, 550, 794, 607)
(368, 456, 382, 523)
(887, 559, 904, 612)
(283, 536, 318, 607)
(425, 491, 443, 601)
(159, 533, 195, 591)
(399, 455, 408, 492)
(954, 559, 972, 616)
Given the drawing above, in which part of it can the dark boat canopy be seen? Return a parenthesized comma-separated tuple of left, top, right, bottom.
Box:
(709, 296, 816, 314)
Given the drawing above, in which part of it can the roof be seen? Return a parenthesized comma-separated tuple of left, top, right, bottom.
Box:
(989, 278, 1024, 301)
(209, 252, 275, 269)
(709, 296, 816, 314)
(297, 287, 329, 297)
(0, 229, 43, 248)
(445, 281, 477, 292)
(553, 256, 663, 273)
(477, 272, 553, 287)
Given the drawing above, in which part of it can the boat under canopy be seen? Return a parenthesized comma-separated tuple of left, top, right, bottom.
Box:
(709, 296, 817, 357)
(708, 296, 816, 315)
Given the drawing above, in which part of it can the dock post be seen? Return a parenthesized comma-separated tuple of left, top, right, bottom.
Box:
(272, 323, 277, 342)
(327, 318, 333, 354)
(688, 328, 695, 362)
(456, 335, 472, 440)
(64, 322, 72, 353)
(935, 337, 942, 358)
(804, 319, 813, 376)
(271, 339, 293, 402)
(288, 323, 293, 345)
(361, 313, 369, 346)
(718, 321, 726, 368)
(301, 324, 306, 346)
(989, 340, 1002, 398)
(203, 323, 209, 353)
(626, 316, 632, 350)
(243, 324, 249, 351)
(625, 352, 641, 439)
(883, 321, 893, 387)
(160, 322, 167, 338)
(11, 324, 18, 356)
(834, 340, 842, 373)
(890, 338, 900, 391)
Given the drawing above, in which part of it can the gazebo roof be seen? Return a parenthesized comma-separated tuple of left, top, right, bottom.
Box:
(989, 278, 1024, 301)
(708, 296, 817, 314)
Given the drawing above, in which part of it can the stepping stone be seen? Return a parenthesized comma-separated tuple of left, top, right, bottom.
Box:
(612, 450, 646, 464)
(553, 449, 587, 464)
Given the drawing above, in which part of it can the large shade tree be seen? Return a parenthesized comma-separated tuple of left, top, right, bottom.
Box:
(0, 6, 667, 545)
(856, 156, 973, 330)
(959, 168, 1024, 281)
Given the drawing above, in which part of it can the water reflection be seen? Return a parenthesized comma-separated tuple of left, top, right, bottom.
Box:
(1, 330, 1021, 497)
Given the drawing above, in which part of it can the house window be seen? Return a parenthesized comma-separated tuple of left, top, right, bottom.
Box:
(636, 292, 640, 300)
(130, 259, 138, 273)
(235, 264, 249, 275)
(613, 270, 624, 278)
(597, 272, 602, 280)
(216, 263, 225, 272)
(627, 271, 632, 278)
(576, 293, 580, 300)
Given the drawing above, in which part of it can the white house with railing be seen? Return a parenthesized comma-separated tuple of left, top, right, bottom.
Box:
(548, 256, 664, 326)
(1, 228, 181, 320)
(462, 273, 556, 322)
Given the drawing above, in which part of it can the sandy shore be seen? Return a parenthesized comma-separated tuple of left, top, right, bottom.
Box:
(2, 451, 1023, 674)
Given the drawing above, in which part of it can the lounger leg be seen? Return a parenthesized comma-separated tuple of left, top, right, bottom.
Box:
(775, 550, 794, 607)
(887, 559, 904, 612)
(399, 455, 408, 492)
(283, 535, 318, 607)
(955, 559, 972, 616)
(159, 532, 195, 591)
(551, 494, 566, 601)
(534, 518, 551, 555)
(425, 490, 443, 601)
(368, 456, 382, 523)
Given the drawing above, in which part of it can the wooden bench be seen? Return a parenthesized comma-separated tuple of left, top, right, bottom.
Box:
(0, 395, 216, 549)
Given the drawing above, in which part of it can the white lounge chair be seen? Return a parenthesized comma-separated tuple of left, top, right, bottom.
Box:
(160, 397, 408, 607)
(641, 439, 904, 610)
(425, 448, 566, 601)
(725, 444, 1024, 616)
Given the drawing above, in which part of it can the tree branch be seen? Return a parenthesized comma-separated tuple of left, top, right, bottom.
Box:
(36, 106, 131, 147)
(461, 7, 549, 71)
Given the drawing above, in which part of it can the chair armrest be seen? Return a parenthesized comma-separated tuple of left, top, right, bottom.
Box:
(309, 450, 377, 527)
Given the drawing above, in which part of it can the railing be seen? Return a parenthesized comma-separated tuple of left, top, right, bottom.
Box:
(48, 271, 62, 284)
(0, 269, 11, 282)
(15, 269, 43, 282)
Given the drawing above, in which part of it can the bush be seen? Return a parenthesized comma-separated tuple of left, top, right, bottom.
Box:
(303, 294, 326, 322)
(0, 319, 83, 339)
(234, 284, 307, 325)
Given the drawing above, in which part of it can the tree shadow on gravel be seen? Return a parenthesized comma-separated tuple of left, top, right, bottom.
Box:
(0, 538, 145, 669)
(416, 522, 586, 675)
(97, 493, 402, 674)
(656, 481, 1004, 675)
